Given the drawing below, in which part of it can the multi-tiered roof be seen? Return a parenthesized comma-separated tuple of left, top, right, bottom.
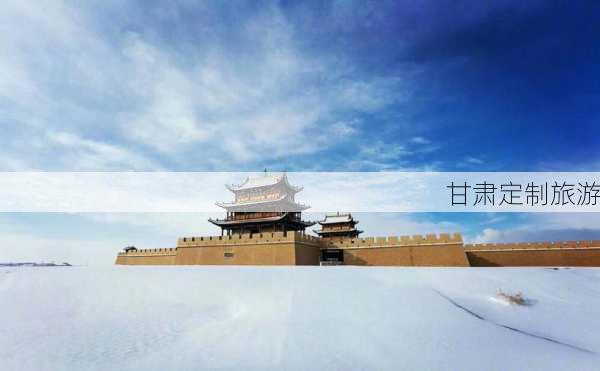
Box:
(315, 213, 363, 239)
(209, 173, 314, 234)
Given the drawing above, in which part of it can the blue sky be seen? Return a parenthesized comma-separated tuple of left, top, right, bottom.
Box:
(1, 1, 599, 264)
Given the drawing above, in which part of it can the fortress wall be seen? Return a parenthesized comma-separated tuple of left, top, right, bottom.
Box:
(176, 231, 297, 247)
(342, 243, 469, 266)
(115, 234, 600, 267)
(465, 241, 600, 266)
(174, 232, 322, 265)
(327, 234, 470, 266)
(466, 248, 600, 266)
(175, 244, 296, 265)
(294, 233, 322, 265)
(464, 240, 600, 251)
(464, 241, 600, 266)
(325, 233, 463, 249)
(115, 248, 177, 265)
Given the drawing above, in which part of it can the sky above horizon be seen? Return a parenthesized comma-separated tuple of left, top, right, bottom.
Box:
(1, 1, 600, 264)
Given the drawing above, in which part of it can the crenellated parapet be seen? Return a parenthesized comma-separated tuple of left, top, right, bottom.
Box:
(117, 247, 177, 257)
(335, 233, 469, 266)
(171, 231, 322, 265)
(116, 233, 600, 267)
(176, 231, 315, 247)
(115, 247, 177, 265)
(325, 233, 463, 249)
(465, 240, 600, 251)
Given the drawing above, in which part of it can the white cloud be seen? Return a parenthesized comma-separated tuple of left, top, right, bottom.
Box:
(347, 141, 416, 170)
(82, 213, 221, 237)
(47, 131, 161, 170)
(410, 136, 431, 145)
(471, 213, 600, 243)
(0, 232, 116, 266)
(0, 155, 31, 171)
(472, 227, 505, 243)
(456, 156, 486, 169)
(353, 213, 461, 237)
(528, 213, 600, 231)
(330, 120, 360, 136)
(116, 20, 393, 164)
(0, 1, 408, 170)
(360, 141, 410, 160)
(465, 157, 484, 165)
(119, 34, 212, 153)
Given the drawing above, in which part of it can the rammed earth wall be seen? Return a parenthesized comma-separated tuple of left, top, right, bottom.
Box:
(115, 248, 177, 265)
(115, 234, 600, 267)
(116, 232, 322, 266)
(464, 241, 600, 266)
(323, 233, 469, 266)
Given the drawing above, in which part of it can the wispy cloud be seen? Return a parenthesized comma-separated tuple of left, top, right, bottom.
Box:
(455, 156, 486, 169)
(410, 136, 431, 145)
(465, 157, 484, 165)
(0, 1, 408, 171)
(47, 131, 162, 170)
(329, 120, 360, 137)
(471, 213, 600, 243)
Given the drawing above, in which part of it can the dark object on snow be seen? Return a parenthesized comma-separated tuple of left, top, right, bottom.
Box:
(497, 289, 534, 306)
(0, 262, 72, 267)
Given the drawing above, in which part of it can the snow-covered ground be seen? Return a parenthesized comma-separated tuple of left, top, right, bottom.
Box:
(1, 266, 599, 370)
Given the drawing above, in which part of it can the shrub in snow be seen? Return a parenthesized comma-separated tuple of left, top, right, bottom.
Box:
(497, 289, 529, 306)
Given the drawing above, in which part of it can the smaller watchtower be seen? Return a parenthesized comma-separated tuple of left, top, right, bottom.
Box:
(315, 212, 363, 240)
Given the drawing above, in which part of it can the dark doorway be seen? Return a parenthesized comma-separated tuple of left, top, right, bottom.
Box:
(320, 249, 344, 266)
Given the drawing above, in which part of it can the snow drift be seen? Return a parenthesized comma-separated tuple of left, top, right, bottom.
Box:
(1, 266, 599, 370)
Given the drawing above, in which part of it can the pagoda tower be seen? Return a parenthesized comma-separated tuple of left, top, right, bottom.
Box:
(209, 172, 315, 235)
(315, 213, 363, 240)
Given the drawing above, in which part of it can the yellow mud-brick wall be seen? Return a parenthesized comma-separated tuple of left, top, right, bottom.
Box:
(115, 248, 177, 265)
(174, 231, 322, 265)
(326, 233, 470, 266)
(464, 240, 600, 266)
(295, 233, 323, 265)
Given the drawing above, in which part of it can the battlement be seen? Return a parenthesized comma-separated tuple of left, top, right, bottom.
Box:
(177, 231, 322, 248)
(117, 247, 177, 257)
(116, 234, 600, 267)
(175, 232, 462, 249)
(464, 240, 600, 251)
(325, 233, 463, 249)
